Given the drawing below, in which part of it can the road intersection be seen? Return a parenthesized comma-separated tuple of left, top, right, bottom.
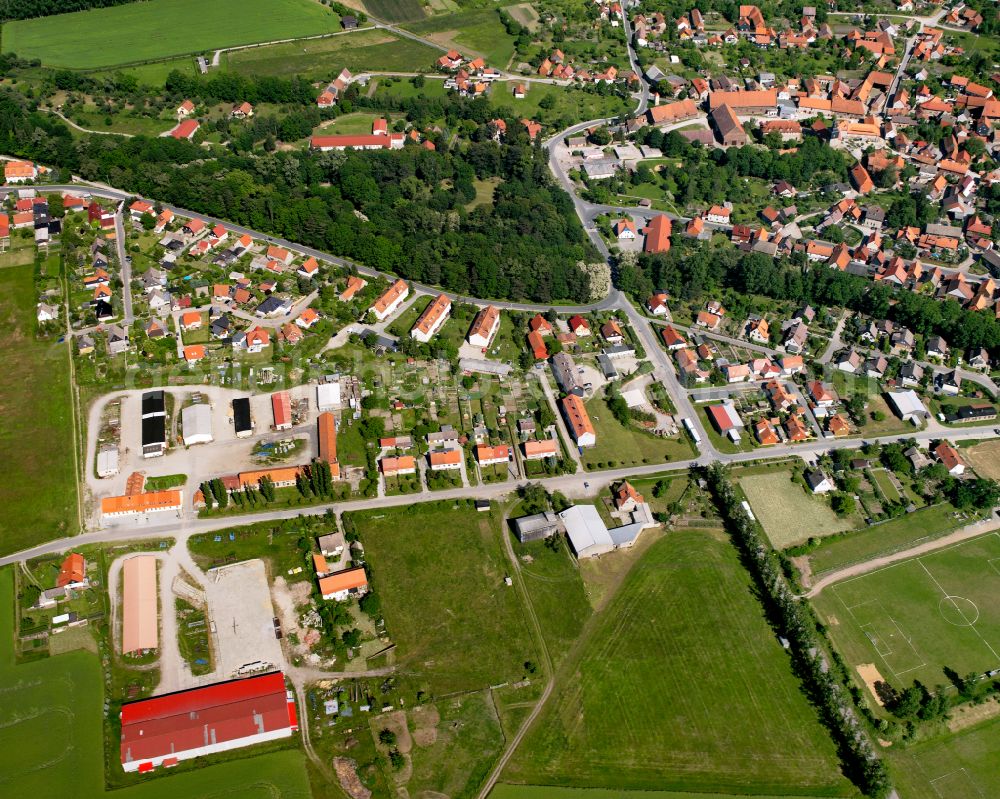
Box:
(2, 3, 996, 566)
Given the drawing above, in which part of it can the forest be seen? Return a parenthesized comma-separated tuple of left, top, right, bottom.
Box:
(0, 88, 596, 304)
(0, 0, 138, 20)
(619, 241, 1000, 353)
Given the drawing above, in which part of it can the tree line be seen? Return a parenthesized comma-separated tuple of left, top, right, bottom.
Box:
(0, 0, 138, 20)
(700, 463, 892, 798)
(619, 242, 1000, 354)
(634, 127, 852, 189)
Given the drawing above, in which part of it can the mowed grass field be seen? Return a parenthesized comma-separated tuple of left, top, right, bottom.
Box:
(489, 82, 632, 126)
(0, 569, 312, 799)
(223, 28, 439, 78)
(813, 533, 1000, 691)
(492, 788, 851, 799)
(582, 396, 693, 470)
(511, 534, 591, 668)
(345, 501, 538, 693)
(963, 439, 1000, 480)
(502, 530, 853, 796)
(889, 715, 1000, 799)
(738, 470, 852, 549)
(0, 261, 78, 555)
(2, 0, 341, 69)
(808, 503, 964, 577)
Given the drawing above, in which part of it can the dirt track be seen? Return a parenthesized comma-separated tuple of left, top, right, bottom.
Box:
(805, 514, 1000, 597)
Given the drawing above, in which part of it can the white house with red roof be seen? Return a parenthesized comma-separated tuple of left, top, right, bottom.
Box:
(231, 102, 254, 118)
(129, 200, 154, 220)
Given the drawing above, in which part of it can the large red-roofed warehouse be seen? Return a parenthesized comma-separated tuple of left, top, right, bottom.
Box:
(120, 672, 298, 773)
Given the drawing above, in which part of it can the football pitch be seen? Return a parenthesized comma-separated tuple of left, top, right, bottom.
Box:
(889, 714, 1000, 799)
(815, 533, 1000, 690)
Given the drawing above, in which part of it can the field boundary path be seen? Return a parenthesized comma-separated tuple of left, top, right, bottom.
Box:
(804, 513, 1000, 598)
(40, 108, 136, 138)
(477, 508, 556, 799)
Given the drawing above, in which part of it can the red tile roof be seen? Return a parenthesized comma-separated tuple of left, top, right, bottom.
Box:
(120, 672, 295, 768)
(57, 553, 85, 587)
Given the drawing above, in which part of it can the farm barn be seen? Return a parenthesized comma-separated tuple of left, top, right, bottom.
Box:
(120, 672, 298, 772)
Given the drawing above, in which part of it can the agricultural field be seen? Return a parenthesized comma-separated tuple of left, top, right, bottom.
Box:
(889, 714, 1000, 799)
(0, 261, 78, 556)
(505, 3, 540, 32)
(405, 9, 518, 67)
(344, 501, 538, 693)
(963, 439, 1000, 480)
(3, 0, 342, 70)
(0, 568, 312, 798)
(582, 396, 694, 470)
(869, 468, 902, 503)
(493, 788, 851, 799)
(738, 470, 852, 549)
(813, 533, 1000, 692)
(364, 0, 426, 23)
(223, 28, 438, 78)
(807, 503, 968, 577)
(502, 531, 853, 796)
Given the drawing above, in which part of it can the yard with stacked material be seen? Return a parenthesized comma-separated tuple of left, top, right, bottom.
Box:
(501, 530, 854, 796)
(812, 533, 1000, 692)
(0, 569, 313, 798)
(344, 501, 538, 693)
(0, 259, 77, 555)
(889, 714, 1000, 799)
(738, 469, 852, 549)
(2, 0, 341, 69)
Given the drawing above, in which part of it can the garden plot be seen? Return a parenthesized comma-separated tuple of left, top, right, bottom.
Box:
(738, 470, 851, 549)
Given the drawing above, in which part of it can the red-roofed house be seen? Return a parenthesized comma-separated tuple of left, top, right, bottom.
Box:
(170, 119, 200, 140)
(851, 163, 874, 194)
(56, 553, 87, 589)
(567, 315, 591, 336)
(643, 214, 672, 253)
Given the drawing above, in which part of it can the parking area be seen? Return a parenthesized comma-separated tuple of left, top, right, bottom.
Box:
(204, 559, 286, 679)
(87, 384, 325, 502)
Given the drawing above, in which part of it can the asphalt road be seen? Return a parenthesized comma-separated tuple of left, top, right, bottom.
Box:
(5, 418, 997, 569)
